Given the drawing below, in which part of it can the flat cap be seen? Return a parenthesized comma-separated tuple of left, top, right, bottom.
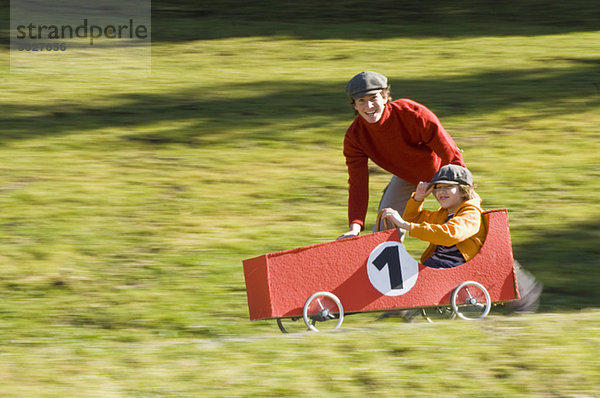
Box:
(429, 164, 473, 186)
(346, 71, 388, 100)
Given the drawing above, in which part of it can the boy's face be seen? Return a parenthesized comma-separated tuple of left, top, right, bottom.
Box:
(353, 91, 387, 123)
(433, 184, 463, 213)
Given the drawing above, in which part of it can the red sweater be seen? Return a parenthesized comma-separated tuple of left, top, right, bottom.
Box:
(343, 99, 465, 228)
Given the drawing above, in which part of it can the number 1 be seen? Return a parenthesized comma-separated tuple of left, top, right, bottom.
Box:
(372, 245, 404, 290)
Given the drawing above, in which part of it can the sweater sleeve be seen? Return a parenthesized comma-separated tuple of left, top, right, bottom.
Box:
(409, 205, 481, 246)
(343, 133, 369, 228)
(409, 102, 466, 167)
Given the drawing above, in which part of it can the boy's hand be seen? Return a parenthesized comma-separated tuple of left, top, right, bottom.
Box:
(381, 208, 411, 231)
(414, 181, 434, 202)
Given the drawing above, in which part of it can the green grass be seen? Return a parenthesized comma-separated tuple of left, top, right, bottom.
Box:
(0, 1, 599, 396)
(1, 312, 598, 397)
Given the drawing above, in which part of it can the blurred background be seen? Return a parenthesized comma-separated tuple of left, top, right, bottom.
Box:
(0, 1, 599, 396)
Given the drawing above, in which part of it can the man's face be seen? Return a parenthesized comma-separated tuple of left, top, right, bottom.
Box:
(353, 91, 387, 123)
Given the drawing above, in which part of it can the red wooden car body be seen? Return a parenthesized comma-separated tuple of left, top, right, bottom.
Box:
(243, 209, 519, 321)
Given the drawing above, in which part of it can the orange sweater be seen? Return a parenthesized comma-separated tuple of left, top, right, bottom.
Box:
(403, 194, 486, 263)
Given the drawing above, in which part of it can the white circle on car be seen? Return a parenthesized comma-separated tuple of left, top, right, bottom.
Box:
(367, 241, 419, 296)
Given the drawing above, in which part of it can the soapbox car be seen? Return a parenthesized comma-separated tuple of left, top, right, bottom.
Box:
(242, 209, 520, 332)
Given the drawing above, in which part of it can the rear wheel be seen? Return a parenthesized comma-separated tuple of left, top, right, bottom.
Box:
(276, 317, 308, 333)
(451, 281, 491, 320)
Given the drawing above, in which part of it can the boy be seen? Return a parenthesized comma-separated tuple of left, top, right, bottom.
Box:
(381, 164, 485, 268)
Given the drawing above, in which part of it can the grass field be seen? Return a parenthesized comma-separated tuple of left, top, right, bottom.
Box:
(1, 1, 599, 396)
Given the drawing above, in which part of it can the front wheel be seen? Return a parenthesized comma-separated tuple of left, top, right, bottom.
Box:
(451, 281, 491, 321)
(421, 306, 456, 323)
(303, 292, 344, 332)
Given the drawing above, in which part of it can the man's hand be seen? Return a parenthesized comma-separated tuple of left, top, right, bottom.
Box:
(337, 223, 361, 240)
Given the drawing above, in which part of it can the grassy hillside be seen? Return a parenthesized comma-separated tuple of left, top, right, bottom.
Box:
(1, 1, 599, 396)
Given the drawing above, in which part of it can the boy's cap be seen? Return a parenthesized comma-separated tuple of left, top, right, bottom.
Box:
(346, 71, 388, 100)
(429, 164, 473, 186)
